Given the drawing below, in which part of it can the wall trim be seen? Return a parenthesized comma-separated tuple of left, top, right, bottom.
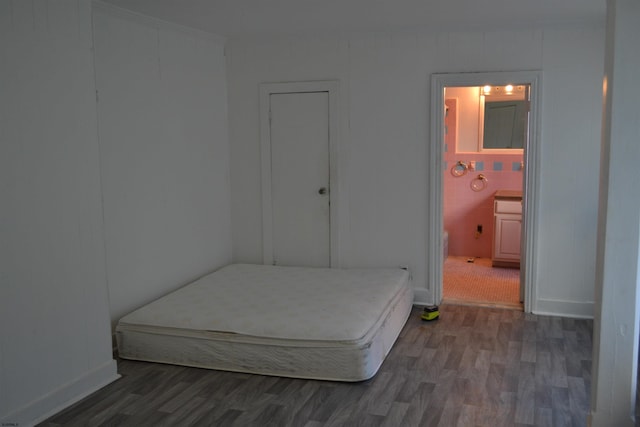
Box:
(413, 291, 594, 319)
(534, 299, 594, 319)
(1, 360, 119, 427)
(588, 411, 635, 427)
(412, 288, 430, 306)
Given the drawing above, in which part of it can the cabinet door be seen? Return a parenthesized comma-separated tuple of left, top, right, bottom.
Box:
(494, 214, 522, 261)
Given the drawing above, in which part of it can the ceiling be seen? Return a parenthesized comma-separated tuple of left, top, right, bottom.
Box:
(100, 0, 606, 38)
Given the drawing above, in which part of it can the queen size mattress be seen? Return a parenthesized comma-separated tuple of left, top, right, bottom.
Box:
(116, 263, 413, 381)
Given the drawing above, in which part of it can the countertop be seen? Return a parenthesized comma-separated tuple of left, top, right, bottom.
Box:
(494, 190, 523, 200)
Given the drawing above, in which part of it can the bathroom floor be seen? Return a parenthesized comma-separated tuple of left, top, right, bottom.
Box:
(443, 256, 522, 310)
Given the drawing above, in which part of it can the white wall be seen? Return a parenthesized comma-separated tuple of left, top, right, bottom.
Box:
(92, 4, 232, 323)
(0, 2, 233, 423)
(0, 1, 118, 425)
(590, 0, 640, 424)
(445, 86, 480, 153)
(536, 28, 605, 316)
(227, 25, 605, 317)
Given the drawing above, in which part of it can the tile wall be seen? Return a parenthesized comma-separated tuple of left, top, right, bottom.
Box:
(443, 98, 523, 258)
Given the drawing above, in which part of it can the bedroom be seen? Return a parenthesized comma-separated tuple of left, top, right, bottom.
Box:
(1, 0, 638, 425)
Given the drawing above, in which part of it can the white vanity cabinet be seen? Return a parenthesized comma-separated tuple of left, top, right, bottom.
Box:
(492, 191, 522, 268)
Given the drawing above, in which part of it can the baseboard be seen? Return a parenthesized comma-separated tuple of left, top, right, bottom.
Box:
(412, 287, 431, 306)
(414, 290, 593, 319)
(588, 410, 635, 427)
(534, 298, 594, 319)
(1, 359, 120, 427)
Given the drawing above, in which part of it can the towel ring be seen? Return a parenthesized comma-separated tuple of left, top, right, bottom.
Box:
(470, 174, 488, 192)
(450, 161, 468, 177)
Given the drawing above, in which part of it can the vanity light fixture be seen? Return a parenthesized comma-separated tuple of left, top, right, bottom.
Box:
(480, 84, 527, 99)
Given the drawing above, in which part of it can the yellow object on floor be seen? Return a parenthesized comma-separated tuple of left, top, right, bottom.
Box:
(421, 305, 439, 321)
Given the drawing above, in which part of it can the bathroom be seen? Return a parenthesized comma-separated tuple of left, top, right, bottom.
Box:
(443, 85, 525, 309)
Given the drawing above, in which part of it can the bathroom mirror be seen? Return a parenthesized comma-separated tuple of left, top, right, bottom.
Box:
(447, 84, 529, 153)
(478, 84, 529, 152)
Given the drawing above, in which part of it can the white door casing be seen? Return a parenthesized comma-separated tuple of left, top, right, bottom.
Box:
(430, 71, 542, 313)
(260, 81, 340, 267)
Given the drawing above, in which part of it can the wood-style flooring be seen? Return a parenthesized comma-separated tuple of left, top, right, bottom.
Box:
(39, 304, 593, 426)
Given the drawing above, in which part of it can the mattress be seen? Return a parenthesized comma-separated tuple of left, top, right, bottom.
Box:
(116, 263, 413, 381)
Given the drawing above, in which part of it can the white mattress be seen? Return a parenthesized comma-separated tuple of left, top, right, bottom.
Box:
(116, 264, 413, 381)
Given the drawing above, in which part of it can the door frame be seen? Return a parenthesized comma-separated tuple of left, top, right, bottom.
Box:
(259, 81, 340, 267)
(429, 71, 542, 313)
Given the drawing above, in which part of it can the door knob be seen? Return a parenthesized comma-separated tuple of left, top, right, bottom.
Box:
(318, 187, 327, 195)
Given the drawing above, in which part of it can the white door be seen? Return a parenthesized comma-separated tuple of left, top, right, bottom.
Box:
(268, 91, 330, 267)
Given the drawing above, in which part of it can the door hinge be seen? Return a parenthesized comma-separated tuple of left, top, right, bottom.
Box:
(95, 89, 99, 104)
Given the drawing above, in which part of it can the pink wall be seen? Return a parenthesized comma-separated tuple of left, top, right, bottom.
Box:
(444, 98, 523, 258)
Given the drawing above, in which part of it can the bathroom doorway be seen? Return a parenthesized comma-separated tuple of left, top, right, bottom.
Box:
(443, 86, 524, 309)
(429, 71, 542, 313)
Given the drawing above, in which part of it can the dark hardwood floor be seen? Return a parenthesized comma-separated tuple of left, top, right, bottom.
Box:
(39, 304, 593, 426)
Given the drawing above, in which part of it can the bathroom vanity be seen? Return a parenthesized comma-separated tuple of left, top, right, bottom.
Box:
(492, 190, 522, 268)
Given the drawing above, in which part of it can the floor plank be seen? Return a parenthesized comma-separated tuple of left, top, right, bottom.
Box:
(39, 304, 593, 426)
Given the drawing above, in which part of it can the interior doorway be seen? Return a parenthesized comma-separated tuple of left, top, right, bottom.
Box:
(429, 71, 542, 313)
(442, 85, 526, 309)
